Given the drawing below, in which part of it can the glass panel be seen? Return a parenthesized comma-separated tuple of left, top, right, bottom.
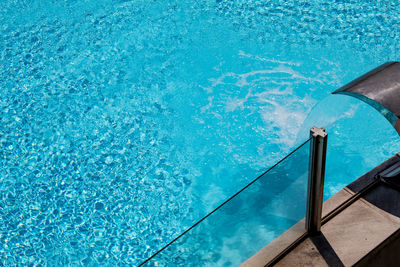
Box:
(299, 94, 400, 201)
(324, 98, 400, 199)
(142, 139, 311, 266)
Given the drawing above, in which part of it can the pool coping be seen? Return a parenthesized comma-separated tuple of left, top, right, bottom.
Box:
(242, 152, 400, 266)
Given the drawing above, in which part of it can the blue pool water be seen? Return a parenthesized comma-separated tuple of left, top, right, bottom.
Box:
(1, 0, 400, 265)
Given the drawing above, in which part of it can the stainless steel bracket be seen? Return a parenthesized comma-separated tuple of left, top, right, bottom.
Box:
(306, 127, 328, 234)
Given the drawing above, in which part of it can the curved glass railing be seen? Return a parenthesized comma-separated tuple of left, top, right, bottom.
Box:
(300, 93, 400, 202)
(140, 138, 312, 266)
(139, 96, 400, 266)
(138, 62, 400, 266)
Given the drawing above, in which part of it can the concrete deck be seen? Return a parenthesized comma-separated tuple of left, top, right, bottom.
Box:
(242, 153, 400, 267)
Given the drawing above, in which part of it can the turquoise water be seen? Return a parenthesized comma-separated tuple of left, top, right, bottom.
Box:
(1, 0, 400, 265)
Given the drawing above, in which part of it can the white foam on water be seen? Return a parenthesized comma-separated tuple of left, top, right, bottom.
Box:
(238, 50, 301, 66)
(260, 98, 315, 148)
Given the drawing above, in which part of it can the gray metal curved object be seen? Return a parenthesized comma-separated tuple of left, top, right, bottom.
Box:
(332, 61, 400, 135)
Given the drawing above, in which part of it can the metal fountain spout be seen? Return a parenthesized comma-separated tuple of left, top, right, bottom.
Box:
(333, 62, 400, 135)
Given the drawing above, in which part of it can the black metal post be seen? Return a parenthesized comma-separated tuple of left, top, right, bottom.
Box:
(306, 127, 328, 235)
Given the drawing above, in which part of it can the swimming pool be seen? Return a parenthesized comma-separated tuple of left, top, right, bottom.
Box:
(1, 0, 400, 265)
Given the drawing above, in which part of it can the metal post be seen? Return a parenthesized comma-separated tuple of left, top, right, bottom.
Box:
(306, 127, 328, 235)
